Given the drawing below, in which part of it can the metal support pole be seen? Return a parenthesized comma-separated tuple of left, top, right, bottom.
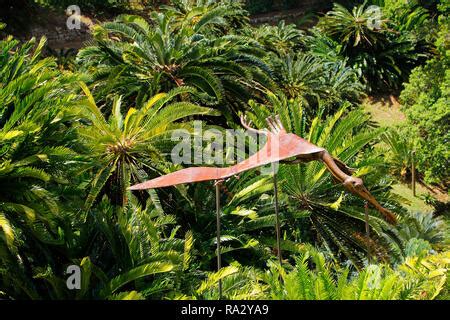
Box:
(215, 182, 222, 300)
(411, 150, 416, 197)
(273, 172, 282, 265)
(364, 201, 371, 264)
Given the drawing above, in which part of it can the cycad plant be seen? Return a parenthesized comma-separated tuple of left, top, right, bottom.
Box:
(192, 264, 266, 300)
(247, 20, 304, 56)
(77, 11, 273, 119)
(2, 194, 193, 300)
(245, 92, 401, 267)
(0, 36, 82, 299)
(74, 196, 193, 300)
(271, 52, 363, 115)
(381, 128, 416, 181)
(157, 170, 277, 274)
(318, 3, 389, 51)
(397, 211, 449, 250)
(318, 2, 429, 92)
(161, 0, 250, 33)
(263, 246, 449, 300)
(77, 84, 219, 209)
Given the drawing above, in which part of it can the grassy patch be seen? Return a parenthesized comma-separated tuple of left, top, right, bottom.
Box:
(362, 96, 406, 128)
(391, 183, 435, 213)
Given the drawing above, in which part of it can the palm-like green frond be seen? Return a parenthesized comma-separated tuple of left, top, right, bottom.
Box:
(246, 92, 400, 267)
(78, 83, 219, 209)
(77, 9, 273, 117)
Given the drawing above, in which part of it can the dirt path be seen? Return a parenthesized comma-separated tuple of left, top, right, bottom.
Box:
(250, 7, 319, 26)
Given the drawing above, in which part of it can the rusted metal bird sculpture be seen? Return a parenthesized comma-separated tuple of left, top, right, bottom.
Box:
(130, 115, 396, 224)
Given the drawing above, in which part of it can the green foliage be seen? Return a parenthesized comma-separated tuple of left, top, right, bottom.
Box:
(381, 128, 415, 180)
(78, 85, 219, 209)
(403, 238, 432, 258)
(0, 0, 447, 301)
(398, 211, 449, 250)
(78, 6, 273, 119)
(246, 92, 401, 267)
(263, 247, 450, 300)
(246, 20, 364, 118)
(163, 0, 250, 31)
(399, 14, 449, 186)
(246, 20, 304, 56)
(34, 0, 144, 11)
(0, 36, 83, 299)
(245, 0, 273, 14)
(194, 264, 266, 299)
(44, 47, 78, 72)
(318, 2, 430, 92)
(271, 52, 363, 114)
(318, 3, 390, 50)
(187, 245, 450, 300)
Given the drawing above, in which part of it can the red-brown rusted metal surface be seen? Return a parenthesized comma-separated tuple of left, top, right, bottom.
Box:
(130, 116, 397, 224)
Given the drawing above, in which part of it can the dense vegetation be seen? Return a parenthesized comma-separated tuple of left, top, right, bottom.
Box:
(0, 0, 448, 300)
